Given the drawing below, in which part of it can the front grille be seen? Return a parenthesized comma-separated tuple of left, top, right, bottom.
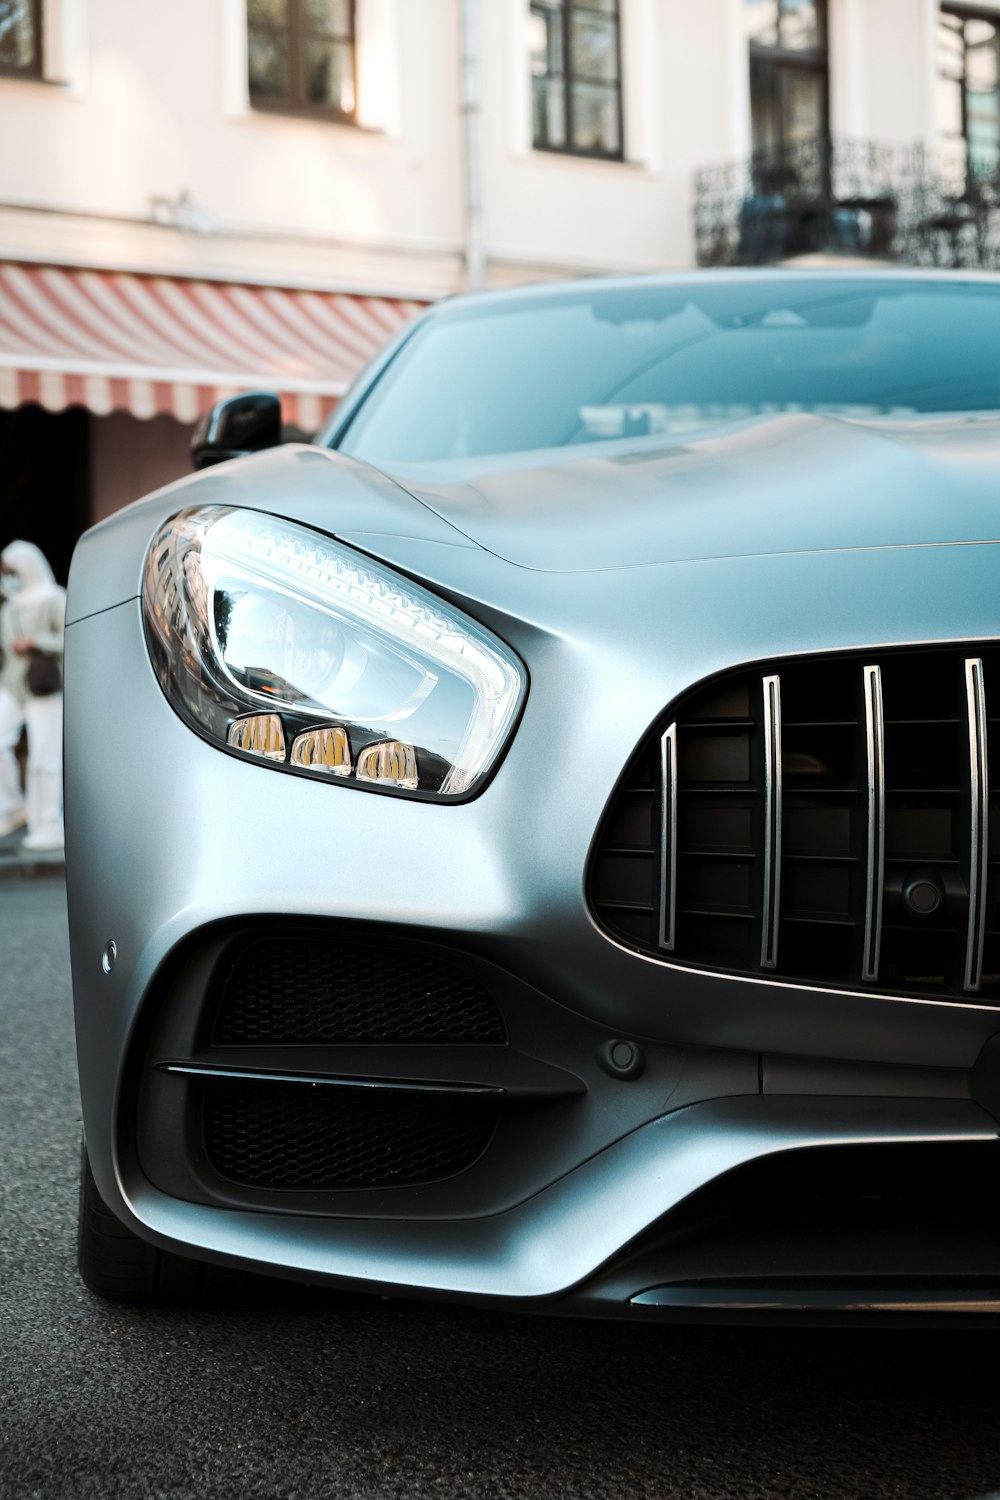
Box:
(589, 646, 1000, 1002)
(203, 1078, 502, 1190)
(211, 937, 507, 1046)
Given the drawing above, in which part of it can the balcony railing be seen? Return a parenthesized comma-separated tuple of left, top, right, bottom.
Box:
(694, 136, 1000, 270)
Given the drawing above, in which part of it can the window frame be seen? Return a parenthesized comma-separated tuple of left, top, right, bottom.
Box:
(0, 0, 43, 81)
(938, 4, 1000, 190)
(530, 0, 625, 163)
(247, 0, 357, 125)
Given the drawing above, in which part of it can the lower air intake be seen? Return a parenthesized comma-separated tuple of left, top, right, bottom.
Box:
(203, 1078, 502, 1190)
(211, 935, 507, 1046)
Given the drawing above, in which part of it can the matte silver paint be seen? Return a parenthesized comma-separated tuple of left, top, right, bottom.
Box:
(121, 1098, 997, 1301)
(65, 271, 1000, 1314)
(391, 412, 1000, 572)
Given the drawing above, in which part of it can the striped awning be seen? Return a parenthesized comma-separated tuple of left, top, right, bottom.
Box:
(0, 262, 428, 429)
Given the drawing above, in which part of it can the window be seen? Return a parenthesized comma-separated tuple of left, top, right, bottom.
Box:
(530, 1, 623, 160)
(0, 0, 41, 78)
(745, 0, 828, 193)
(247, 0, 356, 121)
(939, 8, 1000, 190)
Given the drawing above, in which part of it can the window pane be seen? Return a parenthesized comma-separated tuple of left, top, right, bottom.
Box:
(571, 81, 620, 153)
(779, 0, 822, 52)
(530, 5, 563, 76)
(967, 81, 1000, 180)
(248, 30, 290, 97)
(938, 16, 964, 81)
(966, 17, 997, 49)
(782, 67, 823, 146)
(306, 0, 352, 37)
(750, 58, 781, 157)
(248, 0, 287, 25)
(533, 75, 566, 147)
(306, 38, 355, 112)
(0, 0, 37, 69)
(967, 30, 998, 92)
(570, 12, 618, 84)
(745, 0, 779, 47)
(529, 14, 547, 75)
(572, 0, 619, 14)
(968, 118, 1000, 181)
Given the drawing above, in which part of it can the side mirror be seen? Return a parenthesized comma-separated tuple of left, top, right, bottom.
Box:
(191, 392, 282, 470)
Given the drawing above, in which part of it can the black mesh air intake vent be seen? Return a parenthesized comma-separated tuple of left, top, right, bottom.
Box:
(203, 1079, 501, 1189)
(589, 646, 1000, 1003)
(212, 937, 507, 1046)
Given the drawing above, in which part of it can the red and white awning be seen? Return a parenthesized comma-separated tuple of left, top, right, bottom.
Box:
(0, 262, 428, 428)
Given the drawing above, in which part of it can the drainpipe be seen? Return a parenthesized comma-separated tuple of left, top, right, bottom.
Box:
(460, 0, 486, 291)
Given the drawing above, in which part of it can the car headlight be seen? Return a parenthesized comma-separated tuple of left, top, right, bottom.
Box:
(142, 506, 526, 798)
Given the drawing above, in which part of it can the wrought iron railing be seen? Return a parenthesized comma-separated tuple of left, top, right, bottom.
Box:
(694, 136, 1000, 270)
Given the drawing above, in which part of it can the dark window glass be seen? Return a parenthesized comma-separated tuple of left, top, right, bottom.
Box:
(0, 0, 41, 77)
(939, 8, 1000, 190)
(248, 0, 355, 120)
(339, 281, 1000, 465)
(531, 0, 622, 159)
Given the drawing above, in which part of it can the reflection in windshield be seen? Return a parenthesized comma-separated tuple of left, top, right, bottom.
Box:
(339, 280, 1000, 465)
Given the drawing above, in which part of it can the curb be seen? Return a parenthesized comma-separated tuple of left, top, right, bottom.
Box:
(0, 859, 65, 882)
(0, 836, 65, 882)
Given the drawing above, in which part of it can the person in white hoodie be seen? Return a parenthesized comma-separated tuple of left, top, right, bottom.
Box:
(0, 666, 23, 839)
(0, 540, 66, 852)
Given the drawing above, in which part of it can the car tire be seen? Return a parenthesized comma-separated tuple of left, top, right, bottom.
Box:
(77, 1143, 205, 1304)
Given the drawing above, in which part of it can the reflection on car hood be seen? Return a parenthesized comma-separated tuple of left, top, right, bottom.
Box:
(386, 412, 1000, 573)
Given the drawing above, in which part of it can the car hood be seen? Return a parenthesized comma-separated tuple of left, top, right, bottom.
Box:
(384, 412, 1000, 572)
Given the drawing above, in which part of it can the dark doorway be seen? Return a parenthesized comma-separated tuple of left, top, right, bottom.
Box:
(746, 0, 830, 197)
(0, 406, 90, 586)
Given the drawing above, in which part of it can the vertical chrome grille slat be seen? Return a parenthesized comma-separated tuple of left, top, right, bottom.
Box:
(862, 664, 886, 983)
(658, 722, 678, 953)
(761, 674, 782, 970)
(965, 658, 989, 993)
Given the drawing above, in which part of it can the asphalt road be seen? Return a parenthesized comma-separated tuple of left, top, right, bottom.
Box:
(3, 878, 1000, 1500)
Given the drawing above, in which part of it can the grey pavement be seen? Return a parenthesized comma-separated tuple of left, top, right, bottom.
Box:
(2, 878, 1000, 1499)
(0, 825, 64, 881)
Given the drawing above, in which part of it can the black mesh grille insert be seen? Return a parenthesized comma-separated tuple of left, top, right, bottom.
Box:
(211, 937, 507, 1046)
(203, 1079, 501, 1189)
(589, 646, 1000, 1003)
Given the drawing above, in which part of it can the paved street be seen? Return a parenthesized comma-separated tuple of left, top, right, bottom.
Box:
(2, 878, 1000, 1499)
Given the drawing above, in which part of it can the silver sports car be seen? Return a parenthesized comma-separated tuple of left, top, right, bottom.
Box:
(68, 271, 1000, 1320)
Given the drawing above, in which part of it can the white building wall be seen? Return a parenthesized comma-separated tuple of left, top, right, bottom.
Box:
(483, 0, 743, 274)
(861, 0, 936, 146)
(0, 0, 987, 289)
(1, 0, 460, 250)
(0, 0, 465, 294)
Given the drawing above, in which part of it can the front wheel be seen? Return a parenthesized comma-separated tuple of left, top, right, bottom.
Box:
(77, 1143, 205, 1304)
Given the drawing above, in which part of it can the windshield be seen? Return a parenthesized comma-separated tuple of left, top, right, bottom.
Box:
(337, 278, 1000, 465)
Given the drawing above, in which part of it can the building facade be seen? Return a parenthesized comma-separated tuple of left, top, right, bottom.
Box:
(0, 0, 994, 566)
